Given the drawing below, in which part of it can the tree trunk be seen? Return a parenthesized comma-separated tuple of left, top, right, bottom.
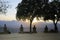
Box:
(30, 19, 32, 33)
(53, 21, 58, 32)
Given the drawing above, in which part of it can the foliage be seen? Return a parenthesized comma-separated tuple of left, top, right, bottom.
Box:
(44, 1, 60, 21)
(16, 0, 44, 21)
(0, 0, 9, 14)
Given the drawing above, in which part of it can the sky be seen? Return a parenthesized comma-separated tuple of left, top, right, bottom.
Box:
(0, 0, 22, 21)
(0, 0, 53, 21)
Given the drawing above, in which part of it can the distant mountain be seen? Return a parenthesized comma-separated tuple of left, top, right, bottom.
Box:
(0, 20, 60, 33)
(0, 20, 30, 33)
(36, 22, 60, 32)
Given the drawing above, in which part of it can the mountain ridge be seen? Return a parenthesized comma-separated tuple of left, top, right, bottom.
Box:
(0, 20, 60, 33)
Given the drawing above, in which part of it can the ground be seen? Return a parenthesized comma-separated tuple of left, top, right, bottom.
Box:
(0, 33, 60, 40)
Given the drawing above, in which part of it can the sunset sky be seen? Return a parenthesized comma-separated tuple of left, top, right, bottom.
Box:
(0, 0, 52, 21)
(0, 0, 22, 21)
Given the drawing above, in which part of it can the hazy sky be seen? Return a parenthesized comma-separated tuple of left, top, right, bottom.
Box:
(0, 0, 22, 21)
(0, 0, 52, 21)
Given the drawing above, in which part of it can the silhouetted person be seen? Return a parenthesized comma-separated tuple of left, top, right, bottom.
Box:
(3, 24, 11, 34)
(20, 24, 24, 33)
(33, 25, 37, 33)
(44, 25, 48, 33)
(4, 24, 8, 33)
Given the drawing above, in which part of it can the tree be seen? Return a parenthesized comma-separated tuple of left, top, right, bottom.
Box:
(16, 0, 45, 32)
(16, 0, 60, 33)
(0, 0, 9, 14)
(43, 1, 60, 32)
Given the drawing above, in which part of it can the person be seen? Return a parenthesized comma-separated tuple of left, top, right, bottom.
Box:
(20, 24, 24, 33)
(4, 24, 11, 34)
(44, 25, 48, 33)
(33, 25, 37, 33)
(4, 24, 8, 33)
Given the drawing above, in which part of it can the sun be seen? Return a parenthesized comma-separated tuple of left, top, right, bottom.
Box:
(32, 17, 42, 24)
(33, 18, 38, 23)
(25, 17, 44, 24)
(25, 18, 38, 23)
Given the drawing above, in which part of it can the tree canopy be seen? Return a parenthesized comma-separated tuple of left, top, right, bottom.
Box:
(16, 0, 44, 21)
(44, 1, 60, 21)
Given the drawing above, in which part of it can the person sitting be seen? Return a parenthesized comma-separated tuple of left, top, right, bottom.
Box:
(33, 25, 37, 33)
